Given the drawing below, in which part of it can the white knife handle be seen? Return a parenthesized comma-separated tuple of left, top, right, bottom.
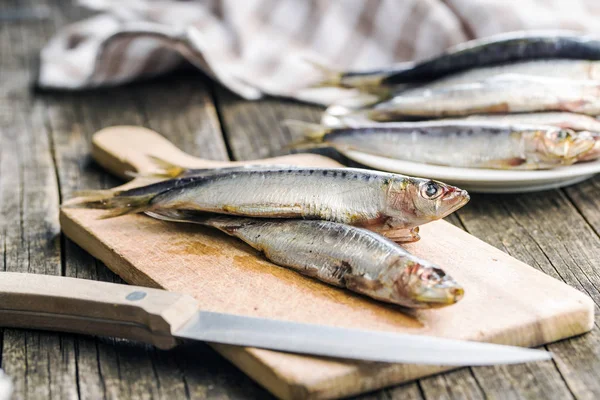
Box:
(0, 272, 199, 349)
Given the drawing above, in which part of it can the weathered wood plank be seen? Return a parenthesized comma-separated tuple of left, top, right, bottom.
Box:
(563, 176, 600, 237)
(44, 76, 272, 399)
(0, 0, 270, 398)
(456, 190, 600, 399)
(0, 1, 70, 399)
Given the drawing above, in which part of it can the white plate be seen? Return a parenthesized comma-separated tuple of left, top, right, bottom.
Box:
(342, 150, 600, 193)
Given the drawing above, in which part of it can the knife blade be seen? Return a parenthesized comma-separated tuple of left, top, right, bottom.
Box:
(176, 311, 551, 365)
(0, 272, 551, 365)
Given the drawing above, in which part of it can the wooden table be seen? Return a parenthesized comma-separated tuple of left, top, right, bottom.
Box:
(2, 1, 600, 399)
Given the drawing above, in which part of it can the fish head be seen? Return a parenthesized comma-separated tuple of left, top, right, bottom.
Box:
(386, 178, 470, 226)
(389, 260, 464, 308)
(535, 128, 596, 164)
(573, 132, 600, 162)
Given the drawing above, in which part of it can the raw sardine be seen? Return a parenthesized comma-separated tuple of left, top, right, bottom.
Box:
(286, 120, 596, 169)
(424, 59, 600, 89)
(316, 31, 600, 89)
(459, 112, 600, 132)
(147, 210, 464, 308)
(370, 75, 600, 120)
(384, 31, 600, 85)
(69, 166, 469, 242)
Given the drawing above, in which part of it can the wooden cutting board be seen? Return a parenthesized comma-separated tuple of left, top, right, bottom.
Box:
(60, 126, 594, 400)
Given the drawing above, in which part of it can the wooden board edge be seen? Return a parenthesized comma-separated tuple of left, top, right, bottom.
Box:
(59, 210, 162, 289)
(211, 344, 303, 400)
(305, 304, 595, 399)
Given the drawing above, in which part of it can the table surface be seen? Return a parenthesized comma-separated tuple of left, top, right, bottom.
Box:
(2, 1, 600, 399)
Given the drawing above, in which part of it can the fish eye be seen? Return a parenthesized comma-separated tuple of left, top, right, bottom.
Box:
(556, 129, 571, 140)
(421, 181, 443, 199)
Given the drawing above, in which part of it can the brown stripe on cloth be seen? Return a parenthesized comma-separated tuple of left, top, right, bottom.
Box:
(333, 0, 382, 67)
(92, 35, 137, 84)
(245, 0, 297, 81)
(293, 0, 325, 46)
(135, 46, 176, 78)
(392, 0, 429, 61)
(439, 0, 476, 39)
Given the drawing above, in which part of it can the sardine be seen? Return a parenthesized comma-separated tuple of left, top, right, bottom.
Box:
(315, 31, 600, 90)
(69, 166, 469, 242)
(286, 120, 596, 169)
(370, 75, 600, 120)
(459, 112, 600, 132)
(424, 59, 600, 89)
(146, 210, 464, 308)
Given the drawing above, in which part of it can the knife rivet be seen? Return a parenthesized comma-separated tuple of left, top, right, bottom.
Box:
(126, 291, 147, 301)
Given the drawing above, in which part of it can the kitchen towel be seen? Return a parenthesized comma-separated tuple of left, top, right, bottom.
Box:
(38, 0, 600, 104)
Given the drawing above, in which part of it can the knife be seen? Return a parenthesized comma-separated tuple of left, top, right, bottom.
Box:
(0, 272, 551, 365)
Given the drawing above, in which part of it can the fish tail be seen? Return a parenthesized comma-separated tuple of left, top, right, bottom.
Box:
(304, 59, 345, 88)
(65, 191, 156, 219)
(144, 155, 187, 178)
(146, 209, 246, 233)
(282, 120, 330, 150)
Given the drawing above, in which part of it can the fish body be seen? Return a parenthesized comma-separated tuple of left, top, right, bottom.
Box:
(287, 120, 596, 169)
(72, 166, 469, 239)
(458, 112, 600, 132)
(424, 59, 600, 89)
(383, 31, 600, 85)
(147, 210, 464, 308)
(315, 31, 600, 90)
(370, 75, 600, 120)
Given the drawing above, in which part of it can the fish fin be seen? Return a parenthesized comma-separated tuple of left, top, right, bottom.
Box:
(304, 59, 345, 88)
(282, 120, 330, 150)
(64, 191, 156, 219)
(344, 274, 384, 293)
(382, 227, 421, 243)
(145, 155, 187, 178)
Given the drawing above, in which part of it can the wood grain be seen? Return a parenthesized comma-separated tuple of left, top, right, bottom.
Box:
(0, 1, 269, 398)
(3, 0, 600, 398)
(60, 125, 593, 399)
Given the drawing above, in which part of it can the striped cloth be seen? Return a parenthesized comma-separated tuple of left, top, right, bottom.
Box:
(38, 0, 600, 104)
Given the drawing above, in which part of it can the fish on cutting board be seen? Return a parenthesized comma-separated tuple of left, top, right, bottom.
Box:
(314, 30, 600, 91)
(147, 210, 464, 308)
(369, 75, 600, 120)
(285, 120, 597, 169)
(67, 166, 470, 242)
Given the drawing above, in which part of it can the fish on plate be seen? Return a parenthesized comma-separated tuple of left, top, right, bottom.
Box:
(147, 210, 464, 308)
(422, 59, 600, 89)
(285, 120, 598, 169)
(460, 112, 600, 162)
(68, 166, 469, 242)
(314, 30, 600, 91)
(369, 75, 600, 121)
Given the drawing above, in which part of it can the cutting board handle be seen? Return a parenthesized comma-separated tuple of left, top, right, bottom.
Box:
(91, 126, 342, 180)
(0, 272, 199, 349)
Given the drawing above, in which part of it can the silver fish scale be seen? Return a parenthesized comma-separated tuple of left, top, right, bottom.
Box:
(330, 125, 530, 167)
(216, 219, 421, 287)
(425, 59, 600, 90)
(376, 76, 600, 118)
(151, 168, 395, 224)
